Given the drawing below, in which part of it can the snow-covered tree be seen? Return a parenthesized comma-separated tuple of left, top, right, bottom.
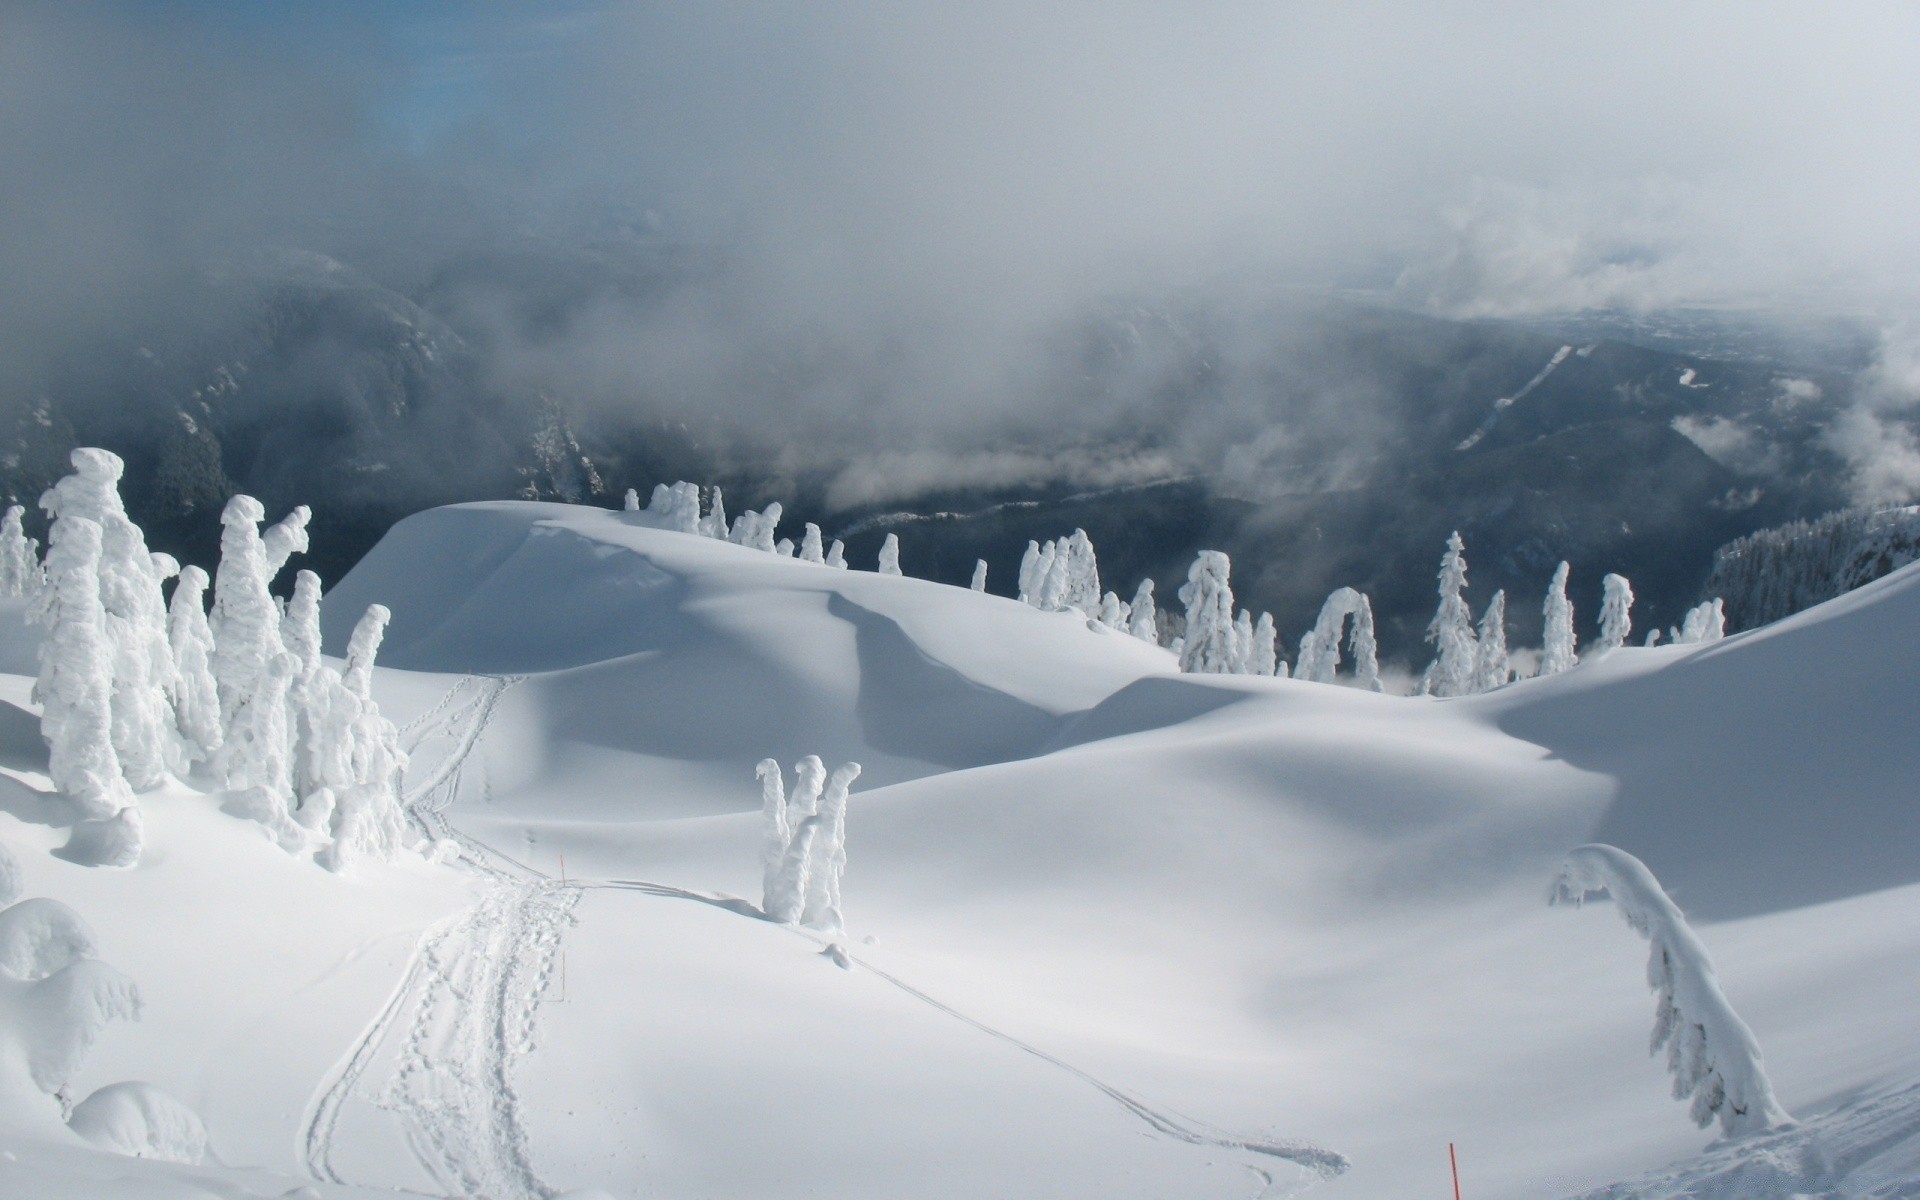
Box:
(1177, 551, 1237, 674)
(877, 533, 902, 575)
(1017, 541, 1044, 603)
(165, 567, 220, 766)
(1230, 610, 1255, 674)
(730, 503, 782, 552)
(800, 524, 826, 564)
(1420, 532, 1479, 697)
(281, 571, 325, 796)
(1596, 573, 1635, 655)
(757, 756, 857, 931)
(313, 605, 408, 872)
(775, 538, 794, 557)
(0, 505, 41, 598)
(1295, 587, 1379, 690)
(825, 539, 848, 570)
(1470, 590, 1511, 692)
(209, 496, 289, 734)
(1673, 598, 1727, 645)
(1127, 579, 1158, 643)
(699, 487, 729, 540)
(970, 560, 988, 592)
(41, 449, 176, 791)
(1096, 591, 1127, 629)
(623, 488, 640, 512)
(219, 650, 298, 827)
(801, 763, 861, 933)
(260, 505, 310, 580)
(1251, 612, 1279, 676)
(1541, 561, 1578, 675)
(1552, 844, 1795, 1138)
(1057, 530, 1101, 615)
(32, 517, 133, 823)
(644, 482, 702, 534)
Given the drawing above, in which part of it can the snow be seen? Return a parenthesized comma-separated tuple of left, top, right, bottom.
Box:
(2, 497, 1920, 1197)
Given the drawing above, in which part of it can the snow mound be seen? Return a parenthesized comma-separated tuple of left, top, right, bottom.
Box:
(0, 897, 97, 980)
(67, 1081, 210, 1165)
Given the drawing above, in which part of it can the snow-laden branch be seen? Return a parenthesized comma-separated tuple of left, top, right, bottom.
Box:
(1552, 844, 1794, 1138)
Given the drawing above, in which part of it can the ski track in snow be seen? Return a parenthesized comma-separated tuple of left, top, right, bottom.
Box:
(310, 673, 1341, 1199)
(599, 880, 1350, 1192)
(304, 674, 580, 1200)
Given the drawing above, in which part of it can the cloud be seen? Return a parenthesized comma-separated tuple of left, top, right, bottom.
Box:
(1825, 323, 1920, 506)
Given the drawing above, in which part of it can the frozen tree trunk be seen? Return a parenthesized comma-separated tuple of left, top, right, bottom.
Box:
(970, 560, 988, 592)
(1420, 532, 1479, 697)
(1251, 613, 1279, 676)
(1541, 561, 1579, 675)
(33, 517, 133, 822)
(1128, 579, 1159, 642)
(623, 488, 640, 512)
(1472, 590, 1511, 692)
(825, 540, 848, 570)
(802, 762, 861, 933)
(757, 759, 790, 913)
(1552, 844, 1795, 1138)
(1597, 573, 1635, 655)
(210, 496, 287, 734)
(0, 505, 41, 598)
(877, 533, 902, 575)
(800, 524, 826, 564)
(41, 449, 176, 792)
(165, 567, 221, 766)
(1177, 551, 1237, 674)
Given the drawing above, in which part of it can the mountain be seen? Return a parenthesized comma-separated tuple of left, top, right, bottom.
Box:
(7, 500, 1920, 1197)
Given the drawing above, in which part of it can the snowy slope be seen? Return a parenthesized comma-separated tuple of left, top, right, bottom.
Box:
(5, 499, 1920, 1198)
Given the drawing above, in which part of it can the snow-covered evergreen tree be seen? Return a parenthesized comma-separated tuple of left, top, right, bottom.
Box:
(1127, 579, 1158, 643)
(281, 571, 325, 797)
(209, 496, 289, 735)
(801, 763, 861, 933)
(644, 482, 702, 534)
(1472, 590, 1511, 692)
(32, 517, 133, 823)
(41, 449, 176, 791)
(756, 759, 790, 912)
(1553, 844, 1795, 1137)
(218, 650, 299, 834)
(1596, 573, 1635, 655)
(165, 567, 220, 767)
(1177, 551, 1237, 674)
(775, 538, 794, 557)
(1017, 541, 1043, 603)
(1420, 532, 1479, 697)
(1251, 612, 1279, 676)
(1230, 610, 1255, 674)
(970, 560, 988, 592)
(1096, 591, 1127, 629)
(623, 488, 640, 512)
(260, 505, 310, 580)
(1295, 587, 1382, 690)
(800, 524, 826, 564)
(1541, 561, 1578, 675)
(825, 539, 848, 569)
(0, 505, 41, 598)
(700, 487, 729, 539)
(314, 605, 408, 872)
(1703, 505, 1920, 631)
(1674, 598, 1727, 645)
(877, 533, 902, 575)
(1058, 530, 1101, 616)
